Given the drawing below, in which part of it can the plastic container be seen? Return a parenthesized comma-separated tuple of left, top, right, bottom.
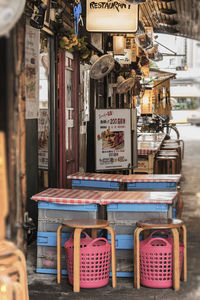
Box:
(72, 179, 121, 190)
(38, 201, 99, 232)
(64, 233, 111, 288)
(140, 230, 184, 288)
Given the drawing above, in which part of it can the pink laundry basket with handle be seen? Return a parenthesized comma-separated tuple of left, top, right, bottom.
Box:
(139, 230, 184, 288)
(64, 233, 111, 288)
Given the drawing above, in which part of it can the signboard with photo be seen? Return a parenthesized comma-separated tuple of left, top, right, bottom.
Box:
(95, 109, 131, 171)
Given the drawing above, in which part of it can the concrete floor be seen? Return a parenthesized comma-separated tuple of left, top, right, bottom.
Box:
(27, 135, 200, 300)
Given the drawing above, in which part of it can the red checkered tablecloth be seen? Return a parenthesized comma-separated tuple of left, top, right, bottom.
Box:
(137, 142, 161, 155)
(101, 191, 177, 205)
(31, 188, 104, 205)
(123, 174, 182, 183)
(137, 133, 165, 155)
(31, 189, 177, 206)
(67, 172, 124, 182)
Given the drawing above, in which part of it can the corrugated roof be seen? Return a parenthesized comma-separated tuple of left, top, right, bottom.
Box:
(140, 0, 200, 41)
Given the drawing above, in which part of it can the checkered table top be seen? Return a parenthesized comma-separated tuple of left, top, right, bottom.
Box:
(67, 172, 124, 182)
(67, 172, 181, 183)
(31, 188, 177, 205)
(31, 188, 104, 205)
(137, 141, 161, 155)
(123, 174, 182, 183)
(138, 133, 166, 143)
(137, 133, 165, 155)
(101, 191, 177, 205)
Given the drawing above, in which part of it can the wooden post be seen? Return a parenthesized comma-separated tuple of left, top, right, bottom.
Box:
(0, 132, 8, 240)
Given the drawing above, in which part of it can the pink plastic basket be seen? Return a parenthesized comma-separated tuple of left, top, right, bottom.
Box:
(64, 233, 111, 288)
(139, 230, 184, 288)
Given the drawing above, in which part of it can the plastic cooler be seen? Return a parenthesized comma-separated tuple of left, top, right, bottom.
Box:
(140, 230, 184, 288)
(64, 232, 111, 288)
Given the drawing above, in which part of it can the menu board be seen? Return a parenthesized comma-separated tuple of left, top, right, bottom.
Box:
(95, 109, 131, 171)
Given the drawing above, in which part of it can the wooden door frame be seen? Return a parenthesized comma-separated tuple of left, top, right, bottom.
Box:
(58, 51, 79, 188)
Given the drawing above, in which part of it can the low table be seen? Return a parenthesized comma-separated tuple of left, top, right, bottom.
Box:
(67, 172, 124, 191)
(134, 133, 166, 174)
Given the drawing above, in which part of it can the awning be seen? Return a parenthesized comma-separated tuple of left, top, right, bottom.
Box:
(150, 68, 176, 81)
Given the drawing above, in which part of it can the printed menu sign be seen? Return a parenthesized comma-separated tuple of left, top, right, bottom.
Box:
(25, 25, 40, 119)
(95, 109, 131, 171)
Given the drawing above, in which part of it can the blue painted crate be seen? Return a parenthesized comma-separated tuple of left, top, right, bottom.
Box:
(72, 179, 121, 190)
(38, 201, 99, 232)
(38, 201, 98, 211)
(107, 202, 168, 212)
(107, 203, 168, 229)
(36, 268, 133, 278)
(116, 271, 133, 277)
(36, 268, 67, 275)
(107, 234, 142, 249)
(37, 231, 70, 247)
(110, 271, 133, 278)
(127, 181, 177, 190)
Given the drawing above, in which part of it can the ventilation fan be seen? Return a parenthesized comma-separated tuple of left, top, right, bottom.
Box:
(117, 76, 135, 94)
(0, 0, 26, 37)
(90, 54, 115, 80)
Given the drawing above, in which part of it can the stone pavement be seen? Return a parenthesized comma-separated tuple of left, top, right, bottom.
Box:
(27, 138, 200, 300)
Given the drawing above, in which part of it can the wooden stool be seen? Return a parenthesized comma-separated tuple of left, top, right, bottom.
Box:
(57, 219, 116, 292)
(161, 144, 182, 170)
(158, 150, 180, 173)
(0, 240, 29, 300)
(154, 156, 178, 174)
(164, 139, 184, 159)
(134, 218, 187, 291)
(0, 276, 24, 300)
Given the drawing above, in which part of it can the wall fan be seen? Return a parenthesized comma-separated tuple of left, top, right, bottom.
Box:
(90, 54, 115, 80)
(0, 0, 26, 37)
(116, 76, 135, 94)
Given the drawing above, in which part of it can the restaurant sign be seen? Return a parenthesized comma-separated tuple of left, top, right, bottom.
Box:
(86, 0, 138, 32)
(95, 109, 131, 171)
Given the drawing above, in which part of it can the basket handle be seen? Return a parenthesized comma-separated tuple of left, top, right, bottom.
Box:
(145, 237, 171, 247)
(87, 237, 109, 247)
(148, 230, 172, 240)
(69, 230, 91, 241)
(64, 230, 91, 247)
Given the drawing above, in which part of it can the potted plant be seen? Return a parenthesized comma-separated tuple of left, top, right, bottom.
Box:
(59, 30, 91, 63)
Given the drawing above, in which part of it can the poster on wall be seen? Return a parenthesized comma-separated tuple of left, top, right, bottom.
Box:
(95, 109, 131, 171)
(25, 25, 40, 119)
(38, 109, 49, 169)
